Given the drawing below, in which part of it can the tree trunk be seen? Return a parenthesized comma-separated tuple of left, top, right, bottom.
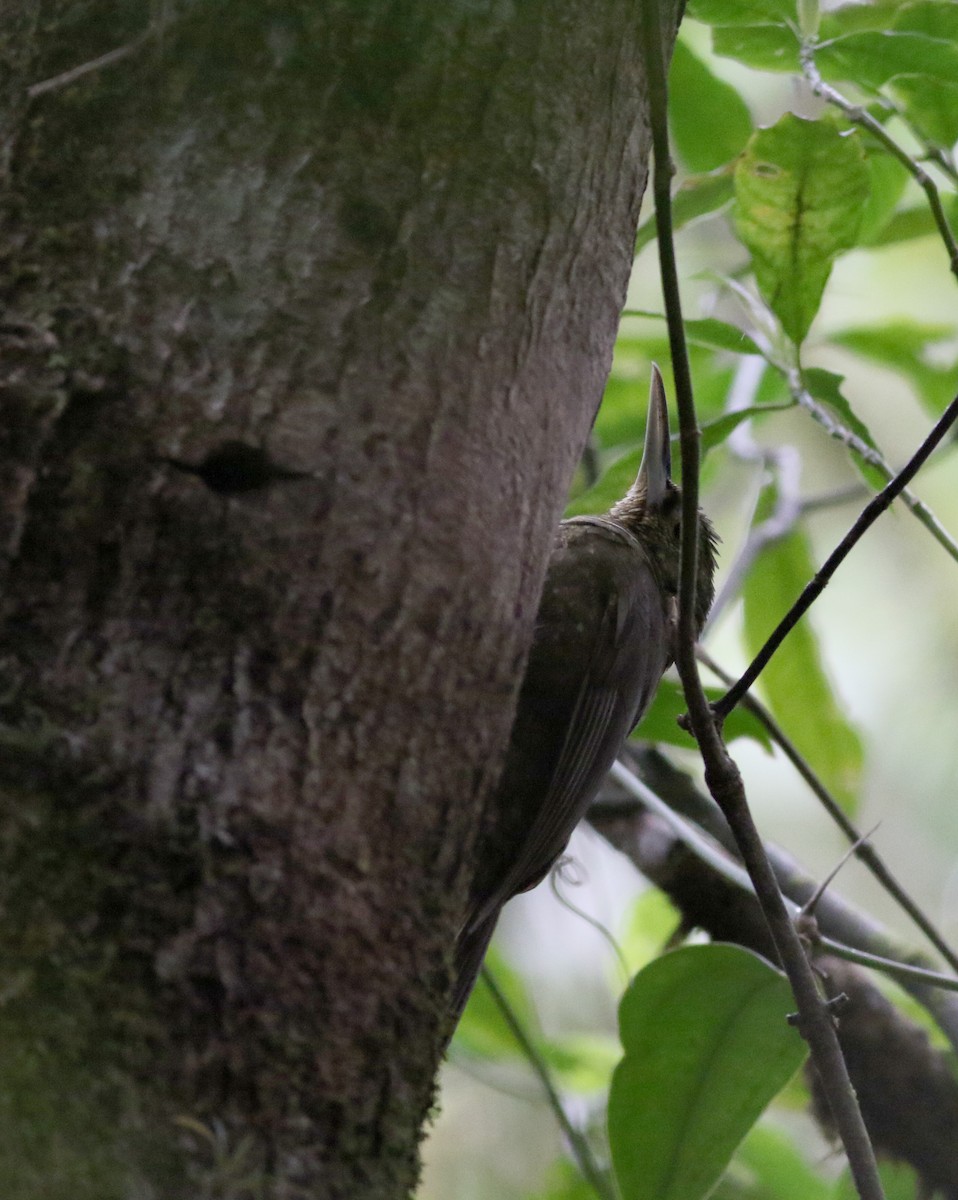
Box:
(0, 2, 676, 1195)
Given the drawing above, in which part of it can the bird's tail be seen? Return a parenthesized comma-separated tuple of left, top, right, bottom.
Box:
(451, 910, 500, 1021)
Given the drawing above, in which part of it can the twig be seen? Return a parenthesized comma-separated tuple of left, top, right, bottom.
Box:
(800, 42, 958, 281)
(26, 33, 150, 99)
(924, 145, 958, 187)
(699, 648, 958, 974)
(815, 937, 958, 992)
(642, 4, 885, 1195)
(799, 825, 882, 918)
(714, 390, 958, 720)
(479, 967, 615, 1200)
(799, 483, 866, 514)
(597, 761, 958, 1050)
(593, 779, 958, 1189)
(707, 357, 803, 628)
(549, 865, 630, 982)
(792, 370, 958, 568)
(604, 776, 958, 997)
(608, 760, 754, 893)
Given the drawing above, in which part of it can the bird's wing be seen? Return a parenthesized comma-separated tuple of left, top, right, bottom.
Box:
(488, 621, 621, 902)
(468, 534, 667, 930)
(451, 909, 500, 1019)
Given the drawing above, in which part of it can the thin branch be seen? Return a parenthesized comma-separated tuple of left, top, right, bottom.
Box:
(26, 33, 150, 99)
(607, 760, 754, 893)
(767, 840, 958, 1053)
(800, 42, 958, 281)
(479, 967, 615, 1200)
(800, 825, 881, 918)
(816, 936, 958, 992)
(624, 788, 958, 994)
(597, 761, 958, 1050)
(549, 865, 630, 983)
(714, 391, 958, 720)
(792, 371, 958, 568)
(642, 3, 885, 1194)
(799, 483, 867, 514)
(707, 357, 803, 629)
(25, 3, 175, 103)
(699, 648, 958, 975)
(924, 144, 958, 187)
(594, 777, 958, 1190)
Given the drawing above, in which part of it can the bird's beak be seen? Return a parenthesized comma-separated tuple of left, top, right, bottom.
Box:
(636, 363, 671, 508)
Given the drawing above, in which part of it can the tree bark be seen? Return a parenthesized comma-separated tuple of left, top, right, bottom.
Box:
(0, 2, 676, 1195)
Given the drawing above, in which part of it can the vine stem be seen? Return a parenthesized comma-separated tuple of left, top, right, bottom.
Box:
(599, 758, 958, 1051)
(600, 764, 958, 1002)
(640, 4, 884, 1197)
(713, 390, 958, 721)
(699, 648, 958, 975)
(26, 34, 149, 99)
(479, 968, 615, 1200)
(790, 369, 958, 568)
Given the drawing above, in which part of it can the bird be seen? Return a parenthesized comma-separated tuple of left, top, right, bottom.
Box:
(453, 364, 718, 1016)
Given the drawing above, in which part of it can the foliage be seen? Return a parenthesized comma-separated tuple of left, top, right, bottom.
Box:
(608, 945, 807, 1200)
(741, 486, 863, 809)
(432, 3, 958, 1198)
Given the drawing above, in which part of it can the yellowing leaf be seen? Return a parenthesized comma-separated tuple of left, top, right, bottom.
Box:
(734, 115, 868, 345)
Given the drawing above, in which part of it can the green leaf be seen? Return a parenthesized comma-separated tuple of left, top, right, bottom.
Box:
(819, 1, 899, 37)
(686, 0, 796, 26)
(620, 890, 682, 976)
(742, 489, 864, 810)
(818, 29, 958, 90)
(729, 1123, 830, 1200)
(634, 680, 774, 752)
(565, 448, 642, 518)
(540, 1033, 621, 1094)
(856, 152, 909, 246)
(582, 336, 743, 503)
(892, 75, 958, 148)
(817, 1, 958, 130)
(621, 313, 763, 358)
(700, 401, 794, 457)
(711, 24, 800, 73)
(608, 944, 807, 1200)
(452, 949, 539, 1059)
(592, 374, 651, 453)
(734, 115, 869, 345)
(830, 321, 958, 416)
(635, 172, 734, 254)
(798, 0, 819, 38)
(692, 363, 742, 424)
(669, 40, 753, 172)
(684, 317, 764, 357)
(831, 1159, 923, 1200)
(530, 1160, 598, 1200)
(801, 367, 888, 490)
(894, 0, 958, 40)
(864, 203, 939, 248)
(888, 5, 958, 142)
(801, 367, 878, 452)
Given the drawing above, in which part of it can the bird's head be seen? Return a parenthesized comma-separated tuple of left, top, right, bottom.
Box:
(608, 364, 718, 635)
